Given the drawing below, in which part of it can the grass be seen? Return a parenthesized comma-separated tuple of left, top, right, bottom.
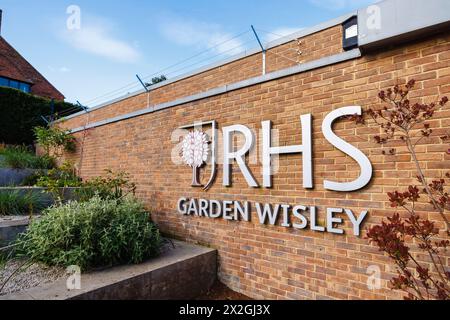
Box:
(0, 146, 55, 170)
(0, 189, 46, 216)
(0, 252, 7, 270)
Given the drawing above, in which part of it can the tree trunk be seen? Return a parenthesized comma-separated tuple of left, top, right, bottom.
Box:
(191, 166, 202, 187)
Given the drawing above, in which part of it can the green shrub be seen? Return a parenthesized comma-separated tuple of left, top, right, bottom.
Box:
(0, 146, 55, 169)
(21, 170, 47, 186)
(0, 190, 46, 215)
(0, 87, 82, 145)
(35, 161, 82, 204)
(76, 169, 136, 202)
(32, 155, 57, 170)
(16, 196, 162, 270)
(35, 162, 81, 188)
(34, 126, 76, 158)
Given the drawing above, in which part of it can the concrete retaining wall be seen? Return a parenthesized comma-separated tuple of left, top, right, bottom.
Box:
(1, 240, 217, 300)
(0, 216, 31, 247)
(0, 168, 39, 187)
(0, 187, 80, 209)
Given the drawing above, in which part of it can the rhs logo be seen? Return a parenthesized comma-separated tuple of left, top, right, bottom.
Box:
(181, 130, 210, 187)
(176, 106, 373, 192)
(177, 121, 218, 191)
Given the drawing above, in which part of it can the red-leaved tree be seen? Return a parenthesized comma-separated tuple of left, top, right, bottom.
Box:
(349, 79, 449, 300)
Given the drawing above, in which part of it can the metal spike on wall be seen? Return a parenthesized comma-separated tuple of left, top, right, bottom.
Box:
(77, 101, 88, 111)
(251, 25, 266, 75)
(136, 74, 149, 92)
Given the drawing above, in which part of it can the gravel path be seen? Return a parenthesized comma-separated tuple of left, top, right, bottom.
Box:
(0, 259, 66, 296)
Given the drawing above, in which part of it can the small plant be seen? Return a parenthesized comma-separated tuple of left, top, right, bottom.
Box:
(76, 169, 136, 202)
(35, 161, 82, 204)
(145, 75, 167, 87)
(0, 252, 7, 270)
(34, 126, 76, 159)
(0, 146, 55, 170)
(0, 190, 46, 216)
(367, 213, 449, 300)
(20, 170, 47, 187)
(32, 155, 56, 170)
(349, 79, 449, 300)
(16, 196, 162, 270)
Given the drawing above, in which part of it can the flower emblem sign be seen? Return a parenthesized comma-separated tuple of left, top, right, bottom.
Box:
(181, 130, 209, 186)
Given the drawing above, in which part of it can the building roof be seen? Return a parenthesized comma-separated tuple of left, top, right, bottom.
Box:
(0, 36, 64, 100)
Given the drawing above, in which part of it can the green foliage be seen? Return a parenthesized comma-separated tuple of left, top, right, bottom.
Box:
(76, 169, 136, 202)
(21, 170, 46, 186)
(16, 196, 162, 270)
(34, 126, 76, 158)
(0, 146, 55, 170)
(35, 161, 81, 204)
(33, 166, 135, 205)
(30, 155, 56, 170)
(145, 75, 167, 87)
(0, 190, 46, 215)
(0, 252, 6, 269)
(0, 87, 82, 145)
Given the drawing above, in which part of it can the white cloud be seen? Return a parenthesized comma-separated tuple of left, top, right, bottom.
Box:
(48, 66, 71, 73)
(61, 20, 140, 63)
(266, 27, 304, 43)
(159, 17, 245, 56)
(59, 67, 71, 73)
(308, 0, 376, 10)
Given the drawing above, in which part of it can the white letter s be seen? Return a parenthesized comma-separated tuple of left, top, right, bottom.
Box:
(322, 106, 372, 192)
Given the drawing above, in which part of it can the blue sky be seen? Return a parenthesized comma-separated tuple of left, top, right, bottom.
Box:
(1, 0, 376, 106)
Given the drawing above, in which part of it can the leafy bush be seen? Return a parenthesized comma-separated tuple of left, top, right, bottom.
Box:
(35, 161, 82, 203)
(0, 87, 82, 145)
(0, 146, 55, 169)
(0, 190, 46, 215)
(145, 75, 167, 87)
(76, 169, 136, 202)
(34, 126, 76, 158)
(16, 196, 161, 270)
(349, 80, 450, 300)
(35, 161, 81, 188)
(31, 155, 56, 170)
(21, 170, 47, 186)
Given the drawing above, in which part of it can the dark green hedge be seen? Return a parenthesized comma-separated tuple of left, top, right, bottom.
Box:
(0, 87, 82, 145)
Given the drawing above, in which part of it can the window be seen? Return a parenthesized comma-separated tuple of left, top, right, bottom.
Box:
(9, 80, 19, 89)
(0, 76, 32, 93)
(19, 82, 31, 93)
(0, 77, 8, 87)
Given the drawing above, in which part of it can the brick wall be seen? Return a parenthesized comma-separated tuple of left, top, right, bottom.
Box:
(60, 25, 450, 300)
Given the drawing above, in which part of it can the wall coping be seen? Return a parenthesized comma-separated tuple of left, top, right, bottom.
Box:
(68, 48, 361, 133)
(60, 12, 356, 122)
